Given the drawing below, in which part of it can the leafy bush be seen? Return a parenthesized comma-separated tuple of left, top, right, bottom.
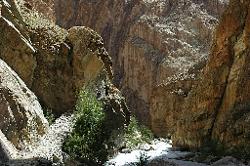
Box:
(44, 108, 55, 125)
(63, 89, 108, 164)
(124, 117, 153, 150)
(63, 89, 154, 164)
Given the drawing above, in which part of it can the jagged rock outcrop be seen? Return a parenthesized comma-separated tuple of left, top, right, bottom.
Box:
(0, 0, 113, 114)
(0, 0, 130, 164)
(21, 0, 55, 21)
(0, 58, 48, 151)
(31, 26, 107, 114)
(0, 1, 48, 153)
(98, 80, 130, 128)
(0, 0, 36, 87)
(54, 0, 228, 126)
(173, 0, 250, 153)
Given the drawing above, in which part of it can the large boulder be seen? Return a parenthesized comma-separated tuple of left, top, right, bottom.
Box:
(0, 0, 113, 114)
(31, 26, 108, 114)
(0, 59, 48, 151)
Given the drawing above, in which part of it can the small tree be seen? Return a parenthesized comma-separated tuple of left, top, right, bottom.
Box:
(63, 89, 108, 164)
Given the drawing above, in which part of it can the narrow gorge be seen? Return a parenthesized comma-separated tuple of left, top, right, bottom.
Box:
(54, 0, 228, 129)
(0, 0, 249, 165)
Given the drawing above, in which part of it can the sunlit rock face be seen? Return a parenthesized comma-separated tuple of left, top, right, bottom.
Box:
(0, 58, 49, 151)
(54, 0, 228, 128)
(0, 0, 48, 151)
(0, 1, 129, 163)
(173, 0, 250, 152)
(0, 0, 113, 115)
(31, 26, 106, 114)
(21, 0, 55, 21)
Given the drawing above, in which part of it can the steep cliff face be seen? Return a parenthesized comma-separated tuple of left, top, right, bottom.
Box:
(0, 0, 130, 163)
(0, 58, 49, 150)
(19, 0, 55, 21)
(173, 0, 250, 152)
(53, 0, 250, 154)
(54, 0, 228, 126)
(0, 0, 49, 151)
(0, 0, 113, 114)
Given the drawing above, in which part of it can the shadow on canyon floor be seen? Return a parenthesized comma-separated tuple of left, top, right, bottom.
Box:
(0, 158, 53, 166)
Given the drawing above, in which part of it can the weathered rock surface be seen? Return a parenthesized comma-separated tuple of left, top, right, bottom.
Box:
(21, 0, 55, 21)
(94, 78, 131, 157)
(0, 0, 113, 114)
(0, 1, 130, 164)
(31, 26, 106, 114)
(0, 59, 48, 151)
(54, 0, 228, 126)
(211, 156, 246, 166)
(53, 0, 250, 156)
(0, 0, 36, 88)
(147, 156, 247, 166)
(2, 0, 250, 160)
(98, 80, 130, 129)
(173, 0, 250, 153)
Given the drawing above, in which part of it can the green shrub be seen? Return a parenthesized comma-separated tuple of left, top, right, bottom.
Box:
(63, 89, 153, 164)
(44, 108, 55, 125)
(124, 117, 153, 150)
(63, 89, 108, 164)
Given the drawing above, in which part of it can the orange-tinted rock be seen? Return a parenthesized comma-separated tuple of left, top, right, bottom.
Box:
(54, 0, 227, 126)
(173, 0, 250, 153)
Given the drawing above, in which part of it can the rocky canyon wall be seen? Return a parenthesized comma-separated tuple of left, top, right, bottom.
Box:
(7, 0, 250, 156)
(173, 0, 250, 152)
(53, 0, 228, 128)
(0, 0, 129, 161)
(0, 0, 113, 115)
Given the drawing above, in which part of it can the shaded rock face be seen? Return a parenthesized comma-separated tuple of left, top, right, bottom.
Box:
(94, 78, 130, 156)
(0, 0, 112, 114)
(54, 0, 228, 126)
(22, 0, 55, 21)
(0, 59, 48, 150)
(99, 81, 130, 129)
(0, 0, 36, 88)
(0, 0, 130, 163)
(31, 26, 105, 114)
(173, 0, 250, 152)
